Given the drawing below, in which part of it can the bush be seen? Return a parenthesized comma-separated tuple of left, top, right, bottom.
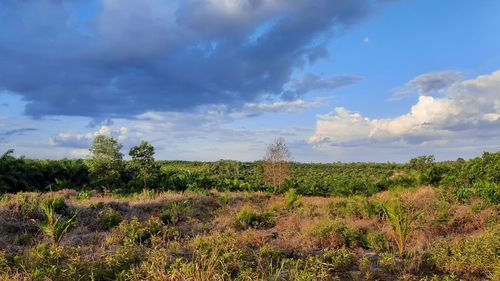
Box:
(322, 248, 356, 271)
(430, 229, 499, 277)
(98, 207, 122, 230)
(78, 190, 92, 200)
(120, 217, 165, 245)
(366, 230, 390, 252)
(42, 196, 69, 216)
(378, 252, 399, 273)
(234, 207, 275, 229)
(160, 200, 191, 225)
(310, 219, 365, 248)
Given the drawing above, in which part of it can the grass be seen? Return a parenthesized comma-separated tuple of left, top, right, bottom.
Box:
(0, 186, 498, 280)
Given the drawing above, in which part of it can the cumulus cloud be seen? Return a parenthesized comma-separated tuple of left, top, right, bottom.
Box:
(309, 70, 500, 147)
(0, 0, 376, 119)
(49, 126, 131, 148)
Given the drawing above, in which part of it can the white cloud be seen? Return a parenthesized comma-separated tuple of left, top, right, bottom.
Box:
(49, 126, 131, 148)
(241, 99, 324, 116)
(309, 70, 500, 147)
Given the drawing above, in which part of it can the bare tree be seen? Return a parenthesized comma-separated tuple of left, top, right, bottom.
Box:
(263, 137, 292, 192)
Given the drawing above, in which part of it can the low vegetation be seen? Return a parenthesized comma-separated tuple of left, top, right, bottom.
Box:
(0, 139, 498, 280)
(0, 184, 497, 280)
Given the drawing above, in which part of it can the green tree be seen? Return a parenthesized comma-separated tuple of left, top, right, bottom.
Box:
(85, 135, 123, 190)
(129, 140, 158, 190)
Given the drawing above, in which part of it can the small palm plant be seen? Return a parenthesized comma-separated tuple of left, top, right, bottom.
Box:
(381, 200, 410, 256)
(39, 204, 76, 244)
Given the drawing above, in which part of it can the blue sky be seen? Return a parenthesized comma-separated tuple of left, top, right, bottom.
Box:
(0, 0, 499, 162)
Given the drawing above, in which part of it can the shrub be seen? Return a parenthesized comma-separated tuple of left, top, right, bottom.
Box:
(98, 207, 122, 230)
(160, 200, 191, 225)
(284, 188, 301, 209)
(234, 207, 275, 229)
(310, 219, 365, 248)
(42, 196, 69, 216)
(430, 229, 499, 277)
(328, 200, 362, 218)
(120, 217, 165, 245)
(78, 190, 92, 200)
(366, 230, 390, 252)
(322, 248, 356, 271)
(378, 252, 399, 273)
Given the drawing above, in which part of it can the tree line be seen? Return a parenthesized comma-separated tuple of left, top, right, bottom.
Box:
(0, 136, 498, 203)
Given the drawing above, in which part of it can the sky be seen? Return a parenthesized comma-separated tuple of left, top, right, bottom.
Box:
(0, 0, 499, 162)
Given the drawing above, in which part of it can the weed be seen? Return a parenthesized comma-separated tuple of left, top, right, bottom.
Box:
(160, 200, 191, 225)
(284, 188, 301, 209)
(322, 248, 356, 271)
(78, 190, 92, 200)
(366, 230, 390, 252)
(42, 196, 69, 216)
(120, 216, 165, 245)
(378, 252, 399, 273)
(310, 219, 365, 248)
(98, 207, 122, 230)
(430, 229, 499, 277)
(234, 206, 275, 229)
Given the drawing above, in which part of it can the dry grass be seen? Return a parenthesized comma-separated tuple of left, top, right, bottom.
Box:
(0, 187, 498, 280)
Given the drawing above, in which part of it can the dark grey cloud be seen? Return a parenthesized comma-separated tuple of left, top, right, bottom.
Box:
(1, 128, 37, 136)
(281, 74, 362, 100)
(392, 70, 463, 99)
(0, 0, 378, 119)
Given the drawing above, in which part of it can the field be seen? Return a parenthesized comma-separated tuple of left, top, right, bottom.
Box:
(0, 151, 499, 280)
(0, 186, 498, 281)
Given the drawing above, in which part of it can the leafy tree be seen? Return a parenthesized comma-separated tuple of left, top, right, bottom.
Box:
(263, 137, 292, 193)
(85, 135, 123, 190)
(129, 140, 158, 190)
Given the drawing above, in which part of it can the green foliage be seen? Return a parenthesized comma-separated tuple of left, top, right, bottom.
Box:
(128, 140, 159, 190)
(0, 250, 8, 271)
(78, 190, 92, 200)
(234, 206, 275, 229)
(98, 207, 122, 230)
(42, 196, 68, 216)
(378, 252, 399, 272)
(310, 219, 366, 248)
(382, 200, 414, 255)
(430, 229, 499, 277)
(160, 200, 191, 225)
(322, 248, 357, 271)
(366, 230, 391, 252)
(39, 204, 76, 244)
(284, 188, 301, 209)
(85, 135, 124, 190)
(120, 217, 165, 245)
